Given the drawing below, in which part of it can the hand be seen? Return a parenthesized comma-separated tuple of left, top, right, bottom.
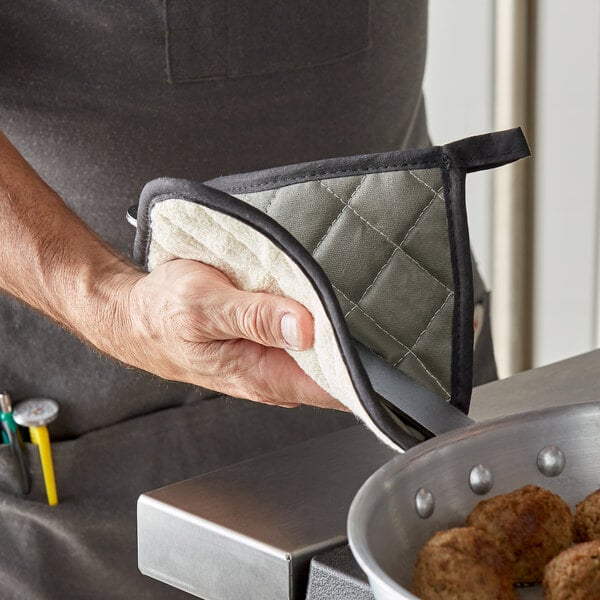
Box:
(104, 259, 346, 410)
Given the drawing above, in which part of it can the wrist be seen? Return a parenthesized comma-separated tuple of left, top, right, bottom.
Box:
(68, 254, 144, 357)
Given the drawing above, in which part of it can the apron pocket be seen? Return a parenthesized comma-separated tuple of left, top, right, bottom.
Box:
(165, 0, 371, 83)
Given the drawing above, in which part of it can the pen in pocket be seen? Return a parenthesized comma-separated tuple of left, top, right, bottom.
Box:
(0, 392, 31, 496)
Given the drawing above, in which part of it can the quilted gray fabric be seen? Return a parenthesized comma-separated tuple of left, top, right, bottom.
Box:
(232, 167, 453, 399)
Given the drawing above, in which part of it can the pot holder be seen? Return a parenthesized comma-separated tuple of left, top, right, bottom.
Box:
(132, 129, 529, 451)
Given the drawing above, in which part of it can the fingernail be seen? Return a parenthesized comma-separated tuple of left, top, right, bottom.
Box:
(281, 313, 301, 350)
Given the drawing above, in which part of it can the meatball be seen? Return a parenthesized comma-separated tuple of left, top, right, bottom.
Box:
(466, 484, 572, 584)
(574, 488, 600, 542)
(543, 540, 600, 599)
(412, 527, 515, 600)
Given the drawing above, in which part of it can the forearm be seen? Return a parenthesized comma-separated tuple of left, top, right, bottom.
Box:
(0, 131, 140, 350)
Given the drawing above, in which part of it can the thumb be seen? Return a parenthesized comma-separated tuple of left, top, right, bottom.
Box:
(214, 288, 315, 351)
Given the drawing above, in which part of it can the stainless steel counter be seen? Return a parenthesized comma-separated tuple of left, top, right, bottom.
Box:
(138, 425, 395, 600)
(470, 349, 600, 420)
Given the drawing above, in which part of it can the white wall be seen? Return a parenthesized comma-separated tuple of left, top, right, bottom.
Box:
(425, 0, 600, 369)
(533, 0, 600, 366)
(423, 0, 495, 287)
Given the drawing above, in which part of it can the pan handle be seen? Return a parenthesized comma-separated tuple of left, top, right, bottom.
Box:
(354, 342, 474, 444)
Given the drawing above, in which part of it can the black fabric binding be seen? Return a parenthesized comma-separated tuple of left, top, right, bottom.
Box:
(204, 128, 529, 192)
(442, 128, 530, 173)
(441, 164, 473, 413)
(134, 128, 530, 445)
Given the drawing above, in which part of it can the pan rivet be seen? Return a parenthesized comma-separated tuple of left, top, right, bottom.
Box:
(537, 445, 566, 477)
(415, 488, 435, 519)
(469, 465, 493, 495)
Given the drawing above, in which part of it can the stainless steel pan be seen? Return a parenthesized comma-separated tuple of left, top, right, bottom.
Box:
(348, 347, 600, 600)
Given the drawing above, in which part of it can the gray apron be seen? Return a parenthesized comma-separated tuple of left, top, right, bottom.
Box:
(0, 1, 492, 597)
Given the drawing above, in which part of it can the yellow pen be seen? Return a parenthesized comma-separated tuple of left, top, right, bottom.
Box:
(13, 398, 59, 506)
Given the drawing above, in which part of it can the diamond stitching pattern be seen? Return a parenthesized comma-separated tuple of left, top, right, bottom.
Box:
(344, 183, 445, 321)
(332, 284, 451, 397)
(312, 175, 367, 254)
(233, 167, 453, 399)
(316, 178, 451, 293)
(263, 188, 279, 214)
(393, 291, 453, 367)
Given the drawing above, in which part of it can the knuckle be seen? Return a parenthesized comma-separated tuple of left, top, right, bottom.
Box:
(235, 298, 275, 345)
